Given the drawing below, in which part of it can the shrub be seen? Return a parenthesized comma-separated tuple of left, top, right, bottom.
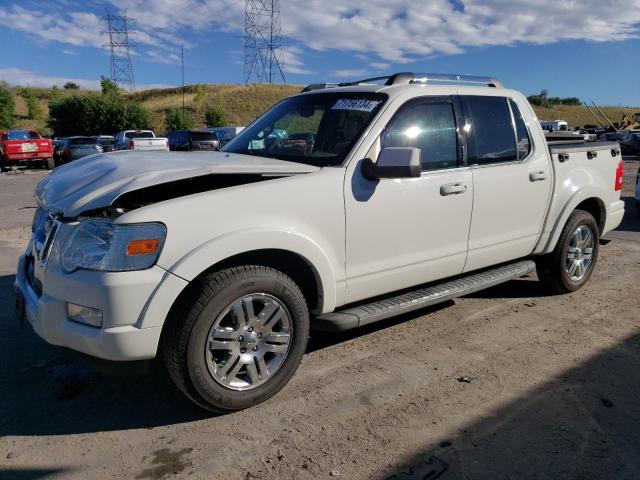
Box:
(21, 88, 42, 120)
(194, 84, 207, 106)
(0, 82, 16, 129)
(164, 107, 194, 132)
(100, 76, 120, 97)
(527, 89, 582, 107)
(47, 93, 151, 136)
(123, 101, 152, 130)
(63, 82, 80, 90)
(204, 104, 227, 127)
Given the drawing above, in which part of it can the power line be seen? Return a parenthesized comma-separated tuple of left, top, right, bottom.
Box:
(244, 0, 286, 84)
(100, 9, 136, 91)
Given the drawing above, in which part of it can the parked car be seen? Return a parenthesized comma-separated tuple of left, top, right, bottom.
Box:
(207, 127, 245, 147)
(168, 130, 220, 151)
(92, 135, 116, 152)
(0, 129, 53, 170)
(114, 130, 169, 151)
(56, 137, 103, 165)
(635, 166, 640, 210)
(540, 120, 569, 132)
(16, 72, 625, 413)
(598, 130, 640, 155)
(51, 138, 63, 164)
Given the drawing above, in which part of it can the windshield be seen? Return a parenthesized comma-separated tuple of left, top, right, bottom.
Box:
(222, 92, 387, 166)
(3, 130, 40, 140)
(96, 138, 115, 145)
(125, 131, 154, 139)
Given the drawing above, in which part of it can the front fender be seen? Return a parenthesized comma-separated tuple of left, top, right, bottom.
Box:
(538, 185, 605, 254)
(159, 228, 343, 315)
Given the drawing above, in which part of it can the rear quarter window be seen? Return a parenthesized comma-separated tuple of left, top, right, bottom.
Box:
(509, 99, 531, 160)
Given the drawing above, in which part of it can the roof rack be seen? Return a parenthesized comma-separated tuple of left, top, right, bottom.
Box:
(301, 72, 503, 92)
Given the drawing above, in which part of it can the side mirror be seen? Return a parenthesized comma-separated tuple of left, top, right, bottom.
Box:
(361, 147, 422, 180)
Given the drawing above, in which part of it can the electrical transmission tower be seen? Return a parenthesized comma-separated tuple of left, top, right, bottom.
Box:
(100, 10, 135, 90)
(244, 0, 286, 84)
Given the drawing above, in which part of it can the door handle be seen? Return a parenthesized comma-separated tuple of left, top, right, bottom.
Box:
(440, 182, 467, 196)
(529, 170, 546, 182)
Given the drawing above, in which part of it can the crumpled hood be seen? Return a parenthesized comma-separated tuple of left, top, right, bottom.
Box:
(36, 150, 319, 217)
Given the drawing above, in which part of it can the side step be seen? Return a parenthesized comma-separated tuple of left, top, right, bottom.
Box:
(314, 260, 536, 332)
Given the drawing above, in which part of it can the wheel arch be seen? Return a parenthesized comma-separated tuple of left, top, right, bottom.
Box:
(541, 188, 606, 254)
(140, 229, 341, 332)
(190, 248, 324, 314)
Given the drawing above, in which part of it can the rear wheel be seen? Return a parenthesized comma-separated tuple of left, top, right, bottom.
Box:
(536, 209, 599, 293)
(163, 266, 309, 412)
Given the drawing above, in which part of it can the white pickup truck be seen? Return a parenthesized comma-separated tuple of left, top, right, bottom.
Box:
(15, 73, 625, 413)
(113, 130, 169, 152)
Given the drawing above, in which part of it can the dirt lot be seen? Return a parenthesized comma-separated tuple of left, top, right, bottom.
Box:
(1, 160, 639, 480)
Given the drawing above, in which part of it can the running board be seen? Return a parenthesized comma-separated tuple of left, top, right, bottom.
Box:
(314, 260, 536, 332)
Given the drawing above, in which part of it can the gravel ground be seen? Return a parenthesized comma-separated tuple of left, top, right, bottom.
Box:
(0, 160, 639, 480)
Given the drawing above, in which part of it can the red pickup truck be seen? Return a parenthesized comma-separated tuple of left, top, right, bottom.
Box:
(0, 129, 54, 170)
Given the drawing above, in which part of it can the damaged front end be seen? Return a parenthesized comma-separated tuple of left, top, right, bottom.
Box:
(34, 150, 319, 219)
(111, 173, 281, 212)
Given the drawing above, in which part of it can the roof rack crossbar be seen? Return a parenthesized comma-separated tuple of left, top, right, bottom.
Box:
(301, 72, 503, 92)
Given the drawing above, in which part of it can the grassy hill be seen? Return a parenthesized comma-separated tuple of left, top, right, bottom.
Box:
(9, 84, 639, 135)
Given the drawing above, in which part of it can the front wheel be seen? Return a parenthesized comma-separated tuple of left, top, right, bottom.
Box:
(536, 209, 599, 293)
(163, 266, 309, 412)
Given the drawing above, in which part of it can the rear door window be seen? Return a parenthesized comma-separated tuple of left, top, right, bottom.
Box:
(382, 99, 459, 171)
(465, 96, 517, 164)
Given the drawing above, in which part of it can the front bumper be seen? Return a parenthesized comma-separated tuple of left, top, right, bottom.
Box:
(15, 254, 164, 361)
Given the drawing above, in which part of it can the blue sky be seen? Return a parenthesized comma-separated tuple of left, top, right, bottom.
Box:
(0, 0, 639, 105)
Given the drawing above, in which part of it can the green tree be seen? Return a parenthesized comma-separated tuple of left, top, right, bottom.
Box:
(100, 76, 120, 97)
(527, 89, 582, 107)
(123, 101, 151, 130)
(204, 104, 227, 127)
(561, 97, 581, 106)
(63, 81, 80, 90)
(165, 107, 194, 132)
(0, 82, 16, 129)
(527, 89, 550, 107)
(21, 88, 42, 120)
(48, 93, 151, 136)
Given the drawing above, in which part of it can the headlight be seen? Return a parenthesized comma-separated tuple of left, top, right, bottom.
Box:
(61, 219, 166, 273)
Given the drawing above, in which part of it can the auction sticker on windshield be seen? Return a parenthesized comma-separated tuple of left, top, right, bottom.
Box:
(331, 99, 381, 112)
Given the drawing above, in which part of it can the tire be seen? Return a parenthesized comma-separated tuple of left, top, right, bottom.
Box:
(46, 157, 55, 170)
(163, 266, 309, 413)
(536, 209, 599, 293)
